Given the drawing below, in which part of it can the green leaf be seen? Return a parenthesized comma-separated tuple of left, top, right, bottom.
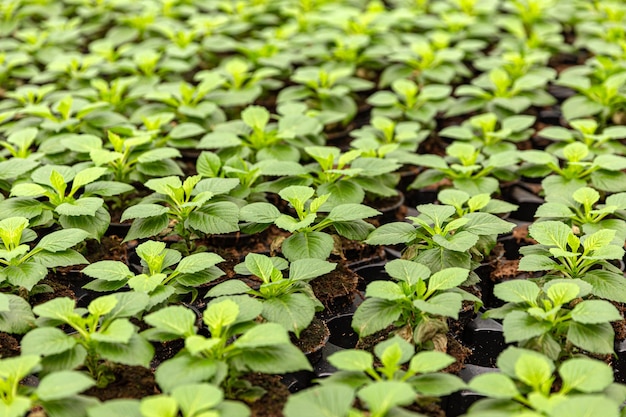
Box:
(570, 300, 621, 324)
(97, 332, 154, 367)
(549, 395, 619, 417)
(414, 293, 462, 319)
(92, 318, 135, 344)
(55, 197, 104, 216)
(88, 294, 118, 316)
(327, 204, 380, 222)
(244, 253, 277, 282)
(120, 204, 169, 221)
(282, 231, 334, 262)
(502, 311, 551, 343)
(21, 327, 76, 356)
(5, 262, 48, 291)
(239, 202, 280, 223)
(528, 220, 572, 249)
(71, 167, 108, 191)
(284, 385, 354, 417)
(36, 228, 89, 252)
(83, 261, 133, 282)
(560, 358, 613, 393)
(32, 297, 76, 322)
(187, 201, 239, 234)
(173, 383, 222, 417)
(518, 254, 559, 272)
(234, 322, 290, 348)
(365, 281, 405, 301)
(433, 231, 478, 251)
(262, 294, 315, 337)
(144, 305, 197, 338)
(358, 381, 415, 415)
(0, 294, 35, 334)
(289, 258, 336, 281)
(155, 355, 218, 394)
(87, 399, 145, 417)
(385, 259, 430, 285)
(493, 280, 540, 304)
(353, 298, 403, 337)
(515, 354, 553, 388)
(37, 371, 94, 400)
(328, 350, 374, 372)
(204, 298, 240, 331)
(365, 222, 417, 245)
(124, 214, 169, 241)
(140, 396, 178, 417)
(468, 373, 520, 399)
(409, 351, 455, 374)
(567, 322, 615, 354)
(241, 105, 270, 130)
(427, 268, 469, 292)
(175, 252, 224, 274)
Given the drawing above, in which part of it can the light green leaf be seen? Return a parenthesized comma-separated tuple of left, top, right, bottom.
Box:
(36, 228, 89, 252)
(328, 350, 374, 372)
(570, 300, 621, 324)
(37, 371, 94, 400)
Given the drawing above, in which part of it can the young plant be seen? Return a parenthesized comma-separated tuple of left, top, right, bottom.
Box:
(120, 175, 240, 252)
(1, 164, 133, 238)
(557, 65, 626, 124)
(367, 78, 453, 126)
(520, 142, 626, 196)
(437, 189, 518, 218)
(352, 259, 480, 349)
(87, 383, 250, 417)
(439, 112, 535, 155)
(82, 240, 225, 310)
(408, 142, 519, 196)
(86, 130, 183, 184)
(320, 336, 465, 415)
(196, 57, 282, 108)
(300, 145, 401, 208)
(366, 201, 514, 273)
(465, 347, 626, 417)
(0, 216, 88, 293)
(447, 66, 556, 118)
(535, 186, 626, 242)
(195, 150, 307, 201)
(540, 118, 626, 156)
(0, 355, 98, 417)
(197, 103, 323, 163)
(239, 185, 380, 261)
(142, 298, 312, 398)
(206, 253, 335, 336)
(21, 293, 154, 387)
(277, 63, 374, 125)
(349, 115, 429, 156)
(518, 220, 626, 303)
(484, 279, 621, 360)
(379, 33, 470, 87)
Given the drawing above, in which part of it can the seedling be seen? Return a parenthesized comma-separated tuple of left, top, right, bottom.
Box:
(485, 279, 621, 360)
(1, 164, 133, 239)
(518, 220, 626, 303)
(142, 298, 311, 398)
(239, 185, 380, 261)
(21, 293, 154, 387)
(366, 201, 514, 273)
(353, 259, 480, 349)
(466, 347, 626, 417)
(83, 240, 224, 310)
(207, 253, 335, 336)
(408, 142, 519, 196)
(320, 336, 465, 415)
(120, 175, 240, 253)
(0, 355, 97, 417)
(0, 216, 88, 293)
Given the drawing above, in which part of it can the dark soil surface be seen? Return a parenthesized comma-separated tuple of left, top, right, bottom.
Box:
(29, 278, 75, 306)
(245, 373, 290, 417)
(0, 332, 20, 358)
(83, 364, 159, 401)
(291, 317, 329, 355)
(311, 264, 359, 315)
